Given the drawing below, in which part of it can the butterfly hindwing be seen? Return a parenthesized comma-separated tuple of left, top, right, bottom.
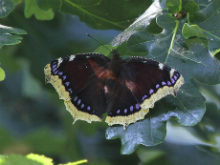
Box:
(104, 78, 149, 126)
(105, 56, 184, 127)
(120, 57, 184, 109)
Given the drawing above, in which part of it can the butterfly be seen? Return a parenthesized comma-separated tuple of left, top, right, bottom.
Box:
(44, 50, 184, 128)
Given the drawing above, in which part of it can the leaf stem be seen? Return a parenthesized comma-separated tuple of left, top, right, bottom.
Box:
(179, 0, 182, 11)
(164, 20, 180, 64)
(72, 159, 88, 165)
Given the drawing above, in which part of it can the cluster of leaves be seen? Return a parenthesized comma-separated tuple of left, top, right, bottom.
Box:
(105, 0, 220, 154)
(0, 0, 220, 164)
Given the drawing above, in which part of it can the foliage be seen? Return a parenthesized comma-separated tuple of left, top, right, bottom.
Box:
(0, 66, 5, 81)
(105, 0, 220, 154)
(0, 0, 220, 164)
(0, 153, 87, 165)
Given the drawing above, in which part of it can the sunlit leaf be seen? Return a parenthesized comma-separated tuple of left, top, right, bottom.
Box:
(26, 154, 53, 165)
(0, 67, 5, 81)
(0, 154, 87, 165)
(60, 159, 88, 165)
(0, 154, 42, 165)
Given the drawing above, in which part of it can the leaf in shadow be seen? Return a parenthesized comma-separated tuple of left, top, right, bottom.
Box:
(191, 0, 220, 56)
(106, 83, 206, 154)
(0, 24, 26, 48)
(60, 0, 152, 30)
(105, 1, 219, 154)
(0, 0, 14, 18)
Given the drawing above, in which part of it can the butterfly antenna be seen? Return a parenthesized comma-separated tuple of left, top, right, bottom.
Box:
(86, 33, 112, 52)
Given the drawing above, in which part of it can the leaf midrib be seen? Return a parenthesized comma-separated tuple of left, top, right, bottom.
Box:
(66, 0, 124, 29)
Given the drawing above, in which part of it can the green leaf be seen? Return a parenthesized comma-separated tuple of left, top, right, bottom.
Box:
(181, 0, 220, 56)
(0, 24, 26, 48)
(106, 0, 220, 154)
(60, 0, 152, 30)
(26, 154, 53, 165)
(182, 24, 207, 39)
(166, 0, 181, 13)
(106, 120, 166, 155)
(0, 154, 43, 165)
(106, 83, 206, 154)
(0, 156, 5, 164)
(0, 67, 5, 81)
(0, 154, 87, 165)
(0, 0, 14, 18)
(126, 14, 220, 86)
(94, 45, 114, 56)
(60, 159, 88, 165)
(191, 0, 220, 56)
(183, 0, 199, 21)
(24, 0, 54, 20)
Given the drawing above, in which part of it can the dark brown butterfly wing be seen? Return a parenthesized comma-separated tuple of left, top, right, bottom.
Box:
(104, 77, 149, 127)
(105, 56, 184, 127)
(44, 53, 110, 123)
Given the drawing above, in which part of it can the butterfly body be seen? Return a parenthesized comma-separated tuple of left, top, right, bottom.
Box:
(44, 50, 184, 127)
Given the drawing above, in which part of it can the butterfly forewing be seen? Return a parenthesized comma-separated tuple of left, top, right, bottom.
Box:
(44, 53, 110, 123)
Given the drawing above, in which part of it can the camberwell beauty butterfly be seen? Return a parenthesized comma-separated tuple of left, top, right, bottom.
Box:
(44, 50, 184, 128)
